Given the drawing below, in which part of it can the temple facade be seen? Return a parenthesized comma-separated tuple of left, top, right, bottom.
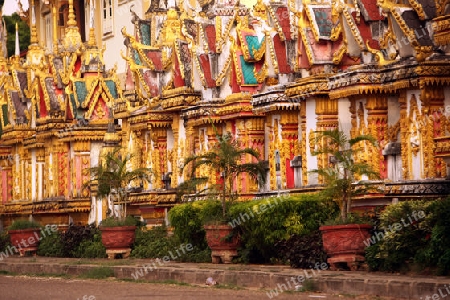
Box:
(0, 0, 450, 228)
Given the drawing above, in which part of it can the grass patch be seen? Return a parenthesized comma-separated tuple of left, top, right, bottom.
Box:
(120, 278, 149, 283)
(78, 266, 115, 279)
(97, 260, 135, 267)
(298, 279, 316, 292)
(0, 270, 9, 275)
(120, 278, 191, 286)
(23, 272, 69, 278)
(214, 283, 244, 290)
(153, 279, 190, 286)
(66, 260, 96, 265)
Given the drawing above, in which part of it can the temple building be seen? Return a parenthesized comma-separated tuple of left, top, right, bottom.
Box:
(0, 0, 449, 228)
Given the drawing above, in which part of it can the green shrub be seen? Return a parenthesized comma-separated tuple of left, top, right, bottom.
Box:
(8, 220, 41, 230)
(61, 225, 101, 258)
(72, 230, 106, 258)
(0, 231, 10, 253)
(169, 195, 337, 263)
(415, 198, 450, 275)
(275, 231, 327, 268)
(168, 201, 221, 249)
(178, 247, 211, 263)
(131, 225, 211, 262)
(131, 226, 178, 259)
(228, 194, 338, 262)
(37, 224, 105, 258)
(365, 200, 432, 272)
(37, 230, 64, 257)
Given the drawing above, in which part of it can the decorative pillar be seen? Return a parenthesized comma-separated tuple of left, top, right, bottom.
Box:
(54, 142, 69, 197)
(366, 95, 388, 179)
(72, 142, 91, 198)
(36, 148, 45, 201)
(300, 101, 308, 186)
(152, 127, 167, 190)
(171, 115, 180, 189)
(399, 91, 412, 179)
(0, 157, 13, 204)
(206, 123, 220, 191)
(280, 112, 300, 189)
(268, 116, 281, 190)
(183, 122, 195, 180)
(315, 96, 338, 184)
(247, 118, 265, 192)
(420, 86, 445, 178)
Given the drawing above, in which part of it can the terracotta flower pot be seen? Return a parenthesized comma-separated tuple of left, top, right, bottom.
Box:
(100, 226, 136, 249)
(100, 226, 136, 258)
(204, 224, 239, 264)
(319, 224, 372, 270)
(8, 228, 41, 256)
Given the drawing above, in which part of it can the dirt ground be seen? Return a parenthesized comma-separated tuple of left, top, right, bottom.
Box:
(0, 275, 409, 300)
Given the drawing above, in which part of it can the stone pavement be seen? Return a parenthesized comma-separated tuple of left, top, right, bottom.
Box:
(0, 256, 448, 300)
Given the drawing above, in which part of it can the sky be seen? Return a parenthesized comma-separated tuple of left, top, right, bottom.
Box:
(2, 0, 28, 16)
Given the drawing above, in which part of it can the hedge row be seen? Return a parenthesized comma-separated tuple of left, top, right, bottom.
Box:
(366, 197, 450, 275)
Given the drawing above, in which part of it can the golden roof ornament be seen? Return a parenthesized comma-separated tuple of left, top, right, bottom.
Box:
(159, 8, 182, 46)
(81, 0, 105, 72)
(26, 0, 46, 69)
(253, 0, 268, 20)
(62, 0, 82, 54)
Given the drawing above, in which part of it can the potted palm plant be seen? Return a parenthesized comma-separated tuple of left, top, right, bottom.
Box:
(8, 219, 42, 256)
(180, 130, 266, 263)
(311, 128, 379, 270)
(88, 147, 151, 258)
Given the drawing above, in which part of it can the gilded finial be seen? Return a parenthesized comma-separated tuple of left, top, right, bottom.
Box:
(63, 0, 82, 54)
(67, 0, 77, 27)
(30, 0, 38, 45)
(15, 23, 20, 56)
(88, 0, 96, 47)
(52, 4, 58, 54)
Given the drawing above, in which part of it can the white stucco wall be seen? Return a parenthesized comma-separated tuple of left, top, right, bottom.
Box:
(31, 150, 36, 201)
(444, 87, 450, 115)
(406, 90, 422, 179)
(305, 99, 317, 184)
(90, 142, 102, 224)
(387, 96, 400, 127)
(338, 98, 351, 136)
(102, 0, 149, 76)
(167, 128, 174, 172)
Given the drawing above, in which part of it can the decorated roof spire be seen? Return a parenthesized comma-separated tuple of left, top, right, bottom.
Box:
(30, 0, 38, 45)
(67, 0, 77, 27)
(87, 0, 96, 47)
(0, 8, 6, 59)
(15, 23, 20, 56)
(53, 4, 58, 54)
(63, 0, 82, 54)
(26, 0, 46, 68)
(81, 0, 104, 73)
